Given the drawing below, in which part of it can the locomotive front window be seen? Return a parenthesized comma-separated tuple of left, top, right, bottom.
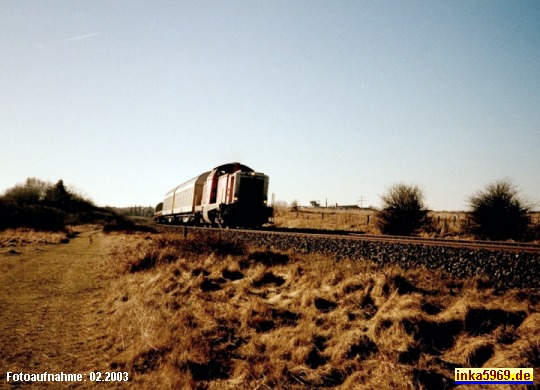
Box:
(237, 176, 265, 204)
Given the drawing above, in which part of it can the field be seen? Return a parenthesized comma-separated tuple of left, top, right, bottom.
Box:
(274, 207, 540, 241)
(273, 208, 472, 238)
(1, 226, 538, 389)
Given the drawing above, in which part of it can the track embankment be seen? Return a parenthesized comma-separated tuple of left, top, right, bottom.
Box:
(158, 226, 540, 290)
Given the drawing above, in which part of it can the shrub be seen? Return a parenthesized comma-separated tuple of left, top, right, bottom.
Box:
(0, 201, 66, 231)
(468, 179, 531, 241)
(376, 184, 430, 236)
(102, 216, 156, 234)
(1, 178, 48, 206)
(0, 177, 108, 231)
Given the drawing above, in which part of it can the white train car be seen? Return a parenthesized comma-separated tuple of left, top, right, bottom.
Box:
(160, 172, 210, 224)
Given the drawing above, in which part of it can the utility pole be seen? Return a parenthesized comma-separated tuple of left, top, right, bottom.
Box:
(357, 195, 366, 209)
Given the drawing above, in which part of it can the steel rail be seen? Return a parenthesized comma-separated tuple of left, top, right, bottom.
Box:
(154, 224, 540, 254)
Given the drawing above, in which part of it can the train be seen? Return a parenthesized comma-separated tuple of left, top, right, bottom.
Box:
(154, 162, 273, 228)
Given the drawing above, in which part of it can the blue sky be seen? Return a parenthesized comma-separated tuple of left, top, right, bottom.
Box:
(2, 1, 539, 210)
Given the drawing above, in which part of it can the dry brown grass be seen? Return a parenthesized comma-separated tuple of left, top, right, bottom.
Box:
(101, 231, 540, 389)
(0, 227, 72, 248)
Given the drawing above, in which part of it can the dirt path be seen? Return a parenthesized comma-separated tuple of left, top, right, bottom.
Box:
(0, 228, 119, 389)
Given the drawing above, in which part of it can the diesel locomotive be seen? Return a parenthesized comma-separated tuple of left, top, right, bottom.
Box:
(154, 162, 273, 228)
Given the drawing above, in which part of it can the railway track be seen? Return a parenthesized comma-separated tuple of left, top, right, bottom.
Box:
(155, 224, 540, 254)
(346, 233, 540, 254)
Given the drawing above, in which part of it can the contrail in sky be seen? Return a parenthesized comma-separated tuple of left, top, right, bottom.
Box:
(54, 33, 100, 44)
